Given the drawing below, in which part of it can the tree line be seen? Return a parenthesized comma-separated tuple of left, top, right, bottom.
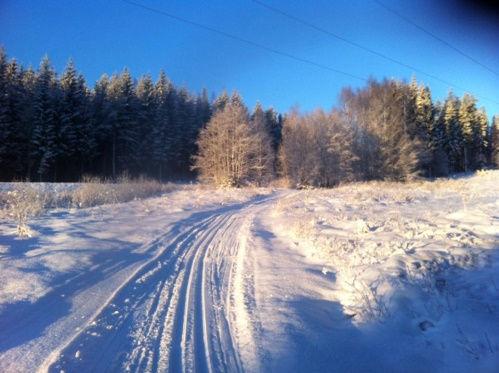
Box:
(0, 47, 498, 185)
(196, 78, 498, 187)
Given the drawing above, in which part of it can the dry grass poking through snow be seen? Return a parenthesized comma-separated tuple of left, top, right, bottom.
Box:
(0, 177, 178, 237)
(71, 176, 177, 208)
(271, 171, 499, 331)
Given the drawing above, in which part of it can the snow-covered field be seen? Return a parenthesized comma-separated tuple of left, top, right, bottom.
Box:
(0, 172, 498, 372)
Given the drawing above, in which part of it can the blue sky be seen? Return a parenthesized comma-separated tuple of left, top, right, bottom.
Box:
(1, 0, 498, 117)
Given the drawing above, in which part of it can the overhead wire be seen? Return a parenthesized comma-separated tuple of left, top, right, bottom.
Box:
(251, 0, 498, 105)
(119, 0, 499, 105)
(372, 0, 499, 78)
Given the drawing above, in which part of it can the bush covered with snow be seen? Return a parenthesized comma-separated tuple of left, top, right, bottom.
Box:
(0, 177, 178, 237)
(71, 176, 176, 208)
(2, 184, 45, 237)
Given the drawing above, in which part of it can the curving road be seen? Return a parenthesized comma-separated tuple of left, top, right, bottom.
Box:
(43, 194, 278, 373)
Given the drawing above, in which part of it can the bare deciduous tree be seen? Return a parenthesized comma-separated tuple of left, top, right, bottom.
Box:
(193, 98, 259, 187)
(279, 109, 357, 187)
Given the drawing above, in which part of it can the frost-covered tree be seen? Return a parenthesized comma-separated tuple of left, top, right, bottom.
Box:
(152, 71, 175, 179)
(279, 110, 319, 187)
(174, 87, 197, 173)
(473, 108, 488, 169)
(193, 97, 257, 186)
(0, 48, 12, 174)
(91, 74, 111, 175)
(341, 79, 420, 181)
(264, 107, 283, 151)
(430, 102, 450, 176)
(106, 69, 139, 178)
(279, 109, 356, 187)
(412, 83, 433, 175)
(213, 90, 229, 113)
(136, 74, 156, 174)
(59, 59, 93, 177)
(31, 56, 59, 180)
(443, 92, 463, 173)
(459, 93, 479, 171)
(0, 55, 26, 179)
(250, 102, 275, 185)
(490, 115, 499, 168)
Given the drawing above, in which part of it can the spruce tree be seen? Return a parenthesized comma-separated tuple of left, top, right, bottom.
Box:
(264, 107, 283, 151)
(31, 56, 59, 180)
(430, 102, 449, 176)
(0, 48, 10, 177)
(213, 90, 229, 113)
(0, 57, 25, 179)
(106, 69, 139, 178)
(443, 92, 463, 173)
(136, 74, 156, 174)
(413, 83, 433, 175)
(489, 115, 499, 167)
(91, 74, 111, 176)
(250, 102, 275, 184)
(473, 108, 488, 169)
(59, 59, 93, 178)
(458, 93, 479, 171)
(152, 71, 175, 179)
(173, 87, 195, 173)
(20, 66, 37, 179)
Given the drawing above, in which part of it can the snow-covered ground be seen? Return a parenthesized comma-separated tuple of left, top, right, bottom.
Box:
(0, 172, 498, 372)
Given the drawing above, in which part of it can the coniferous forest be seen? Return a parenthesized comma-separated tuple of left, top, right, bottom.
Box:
(0, 47, 498, 185)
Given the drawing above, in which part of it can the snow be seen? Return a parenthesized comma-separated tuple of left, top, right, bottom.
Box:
(0, 172, 498, 372)
(267, 170, 499, 371)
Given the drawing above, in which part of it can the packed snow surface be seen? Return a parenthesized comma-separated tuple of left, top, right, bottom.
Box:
(0, 172, 498, 372)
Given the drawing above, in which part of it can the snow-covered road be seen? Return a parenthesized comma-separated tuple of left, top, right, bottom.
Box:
(0, 189, 289, 373)
(1, 172, 498, 372)
(44, 194, 279, 373)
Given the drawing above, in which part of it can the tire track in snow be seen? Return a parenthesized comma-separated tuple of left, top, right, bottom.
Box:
(45, 193, 278, 373)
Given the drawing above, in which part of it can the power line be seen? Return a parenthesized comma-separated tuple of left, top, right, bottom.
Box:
(119, 0, 498, 105)
(373, 0, 499, 78)
(250, 0, 498, 105)
(119, 0, 367, 82)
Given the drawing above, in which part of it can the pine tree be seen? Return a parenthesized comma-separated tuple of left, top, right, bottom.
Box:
(430, 102, 449, 176)
(250, 102, 275, 184)
(136, 74, 156, 174)
(91, 74, 111, 176)
(0, 48, 10, 176)
(196, 88, 212, 128)
(173, 87, 196, 173)
(413, 84, 433, 175)
(229, 91, 245, 109)
(459, 93, 479, 171)
(264, 107, 283, 151)
(474, 108, 488, 169)
(20, 66, 37, 179)
(59, 59, 93, 178)
(213, 90, 229, 113)
(106, 69, 139, 178)
(31, 56, 59, 180)
(489, 115, 499, 168)
(0, 56, 25, 179)
(443, 91, 463, 173)
(152, 71, 175, 179)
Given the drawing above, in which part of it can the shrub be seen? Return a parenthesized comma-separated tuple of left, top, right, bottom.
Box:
(3, 184, 45, 237)
(72, 175, 174, 208)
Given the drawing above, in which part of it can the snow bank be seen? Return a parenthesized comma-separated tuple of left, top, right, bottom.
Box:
(0, 184, 269, 312)
(270, 170, 499, 370)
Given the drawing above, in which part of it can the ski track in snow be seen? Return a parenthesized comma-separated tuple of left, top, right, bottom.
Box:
(1, 173, 498, 373)
(42, 193, 280, 373)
